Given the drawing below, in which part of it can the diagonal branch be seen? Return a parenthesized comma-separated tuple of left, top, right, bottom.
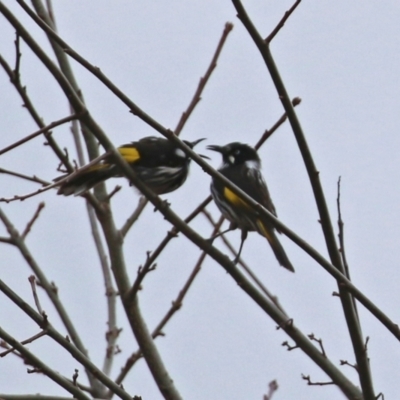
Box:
(10, 0, 400, 347)
(0, 280, 135, 400)
(231, 1, 375, 398)
(265, 0, 302, 43)
(174, 22, 233, 136)
(0, 113, 81, 156)
(0, 327, 91, 400)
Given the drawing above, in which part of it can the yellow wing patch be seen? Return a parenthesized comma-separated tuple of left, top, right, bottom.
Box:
(223, 187, 250, 208)
(256, 219, 273, 242)
(88, 164, 108, 172)
(118, 147, 140, 163)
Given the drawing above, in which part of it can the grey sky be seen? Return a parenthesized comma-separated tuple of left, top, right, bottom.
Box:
(1, 1, 399, 399)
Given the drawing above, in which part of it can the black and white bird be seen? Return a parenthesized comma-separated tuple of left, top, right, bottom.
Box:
(208, 142, 294, 272)
(56, 136, 205, 196)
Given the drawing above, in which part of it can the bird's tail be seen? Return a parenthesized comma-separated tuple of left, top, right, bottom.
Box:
(55, 164, 114, 196)
(256, 220, 294, 272)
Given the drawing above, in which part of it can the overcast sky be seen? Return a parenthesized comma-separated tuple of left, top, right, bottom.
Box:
(1, 1, 400, 399)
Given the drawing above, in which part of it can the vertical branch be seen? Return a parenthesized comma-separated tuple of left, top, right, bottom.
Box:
(30, 0, 99, 162)
(96, 205, 183, 400)
(85, 204, 119, 378)
(231, 1, 375, 398)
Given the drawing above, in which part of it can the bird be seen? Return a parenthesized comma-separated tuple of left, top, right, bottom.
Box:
(56, 136, 205, 196)
(207, 142, 294, 272)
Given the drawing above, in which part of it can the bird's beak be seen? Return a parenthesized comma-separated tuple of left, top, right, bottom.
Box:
(207, 144, 224, 153)
(189, 138, 206, 148)
(185, 138, 210, 159)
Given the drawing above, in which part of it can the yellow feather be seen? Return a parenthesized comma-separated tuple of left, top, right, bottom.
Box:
(223, 187, 250, 208)
(256, 219, 272, 241)
(118, 147, 140, 163)
(87, 164, 108, 171)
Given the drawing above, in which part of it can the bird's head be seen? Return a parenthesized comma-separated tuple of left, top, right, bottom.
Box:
(207, 142, 260, 168)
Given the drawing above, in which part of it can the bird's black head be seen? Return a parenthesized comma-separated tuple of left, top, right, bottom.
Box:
(207, 142, 260, 167)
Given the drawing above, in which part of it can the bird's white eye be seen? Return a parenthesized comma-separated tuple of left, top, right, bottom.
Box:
(174, 148, 186, 158)
(228, 155, 235, 164)
(234, 149, 241, 155)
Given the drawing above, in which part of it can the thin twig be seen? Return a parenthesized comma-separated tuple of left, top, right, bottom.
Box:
(301, 374, 335, 386)
(0, 151, 110, 203)
(0, 168, 48, 185)
(265, 0, 302, 43)
(113, 218, 225, 390)
(13, 32, 21, 79)
(0, 330, 46, 357)
(21, 202, 45, 239)
(126, 197, 211, 302)
(0, 114, 81, 156)
(28, 275, 45, 316)
(337, 177, 351, 278)
(307, 333, 327, 358)
(202, 209, 288, 316)
(0, 54, 73, 170)
(337, 177, 359, 321)
(0, 279, 136, 400)
(0, 182, 58, 203)
(255, 97, 301, 149)
(85, 203, 119, 377)
(263, 380, 279, 400)
(0, 208, 93, 377)
(30, 0, 101, 165)
(174, 22, 234, 135)
(340, 360, 358, 372)
(120, 196, 148, 237)
(0, 326, 91, 400)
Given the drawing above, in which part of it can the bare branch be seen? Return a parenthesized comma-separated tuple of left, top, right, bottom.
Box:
(31, 0, 101, 164)
(282, 341, 299, 351)
(0, 54, 73, 170)
(301, 374, 335, 386)
(336, 177, 351, 279)
(0, 168, 48, 185)
(84, 203, 119, 377)
(231, 1, 376, 397)
(21, 202, 45, 239)
(202, 209, 288, 316)
(340, 359, 358, 372)
(126, 197, 211, 303)
(255, 97, 301, 150)
(113, 218, 225, 389)
(307, 333, 327, 358)
(0, 396, 74, 400)
(72, 369, 79, 386)
(0, 326, 91, 400)
(0, 279, 137, 400)
(0, 208, 92, 376)
(174, 22, 234, 136)
(28, 275, 46, 316)
(263, 380, 279, 400)
(0, 330, 46, 358)
(0, 114, 81, 157)
(13, 32, 22, 79)
(119, 196, 148, 237)
(265, 0, 302, 43)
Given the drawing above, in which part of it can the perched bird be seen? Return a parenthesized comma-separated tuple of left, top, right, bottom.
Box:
(208, 142, 294, 272)
(56, 136, 205, 196)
